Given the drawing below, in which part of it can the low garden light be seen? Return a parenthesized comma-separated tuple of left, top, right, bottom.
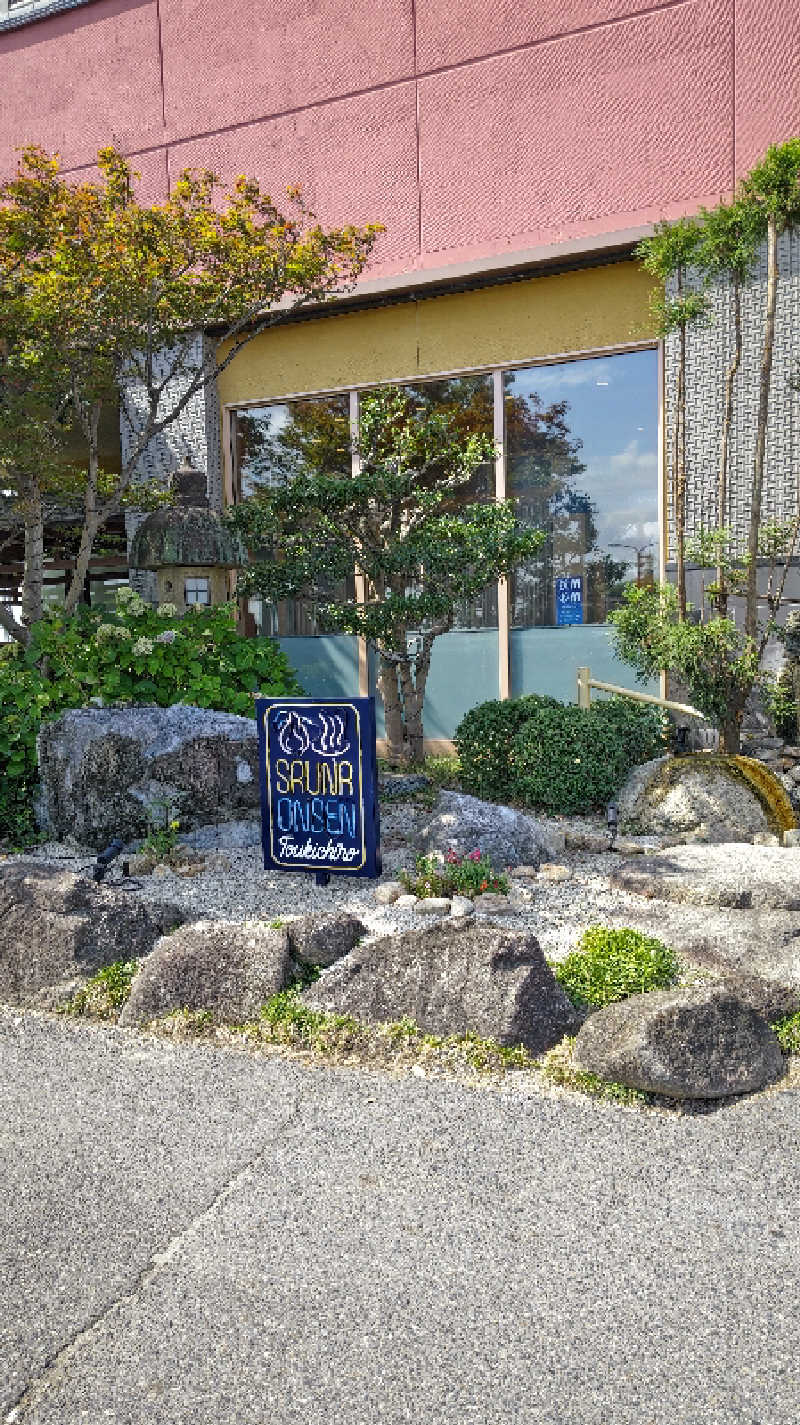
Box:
(606, 803, 619, 848)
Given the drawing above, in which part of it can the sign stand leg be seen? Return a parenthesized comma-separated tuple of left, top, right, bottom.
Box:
(315, 871, 331, 887)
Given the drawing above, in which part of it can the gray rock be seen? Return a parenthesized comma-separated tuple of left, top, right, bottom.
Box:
(753, 832, 780, 847)
(537, 863, 572, 882)
(0, 861, 184, 1008)
(36, 705, 261, 849)
(473, 892, 516, 916)
(120, 920, 291, 1026)
(572, 986, 784, 1099)
(415, 897, 452, 915)
(284, 912, 366, 967)
(617, 755, 774, 841)
(564, 829, 613, 853)
(303, 922, 580, 1052)
(611, 843, 800, 910)
(179, 820, 262, 850)
(374, 880, 404, 905)
(784, 829, 800, 847)
(510, 863, 540, 881)
(450, 895, 475, 918)
(418, 790, 557, 869)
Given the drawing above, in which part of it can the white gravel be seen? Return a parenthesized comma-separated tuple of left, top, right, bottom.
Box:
(11, 803, 663, 963)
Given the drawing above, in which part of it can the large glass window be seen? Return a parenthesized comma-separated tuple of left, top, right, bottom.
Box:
(506, 349, 659, 701)
(229, 345, 659, 727)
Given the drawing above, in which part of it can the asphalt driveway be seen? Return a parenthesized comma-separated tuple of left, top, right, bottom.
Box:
(2, 1007, 800, 1424)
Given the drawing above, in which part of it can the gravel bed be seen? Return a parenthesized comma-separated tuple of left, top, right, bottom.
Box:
(10, 803, 662, 963)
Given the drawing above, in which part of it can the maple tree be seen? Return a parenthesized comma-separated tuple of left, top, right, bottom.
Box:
(0, 146, 380, 645)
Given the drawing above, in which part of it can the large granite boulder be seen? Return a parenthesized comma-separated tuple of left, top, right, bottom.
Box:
(611, 843, 800, 910)
(303, 921, 580, 1052)
(120, 920, 292, 1026)
(418, 790, 559, 870)
(36, 704, 260, 848)
(284, 912, 366, 967)
(572, 986, 784, 1099)
(0, 861, 184, 1008)
(617, 754, 791, 842)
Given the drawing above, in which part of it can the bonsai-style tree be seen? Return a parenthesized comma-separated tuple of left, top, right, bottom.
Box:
(612, 139, 800, 754)
(0, 147, 380, 646)
(228, 384, 545, 765)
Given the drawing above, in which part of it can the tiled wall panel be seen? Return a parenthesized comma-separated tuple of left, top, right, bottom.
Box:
(415, 0, 674, 72)
(170, 85, 419, 277)
(160, 0, 415, 137)
(0, 0, 163, 176)
(734, 0, 800, 176)
(418, 0, 733, 258)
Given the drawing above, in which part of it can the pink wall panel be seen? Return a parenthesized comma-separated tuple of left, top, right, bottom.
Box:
(418, 0, 733, 260)
(734, 0, 800, 177)
(169, 84, 420, 278)
(160, 0, 415, 139)
(0, 0, 164, 178)
(416, 0, 677, 73)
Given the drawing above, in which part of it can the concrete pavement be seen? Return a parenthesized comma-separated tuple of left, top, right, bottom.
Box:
(2, 1007, 800, 1423)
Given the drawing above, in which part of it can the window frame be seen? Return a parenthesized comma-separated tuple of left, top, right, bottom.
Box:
(222, 337, 664, 705)
(0, 0, 94, 30)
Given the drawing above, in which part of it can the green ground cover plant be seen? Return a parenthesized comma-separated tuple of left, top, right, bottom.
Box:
(771, 1011, 800, 1054)
(0, 588, 299, 845)
(539, 1037, 648, 1106)
(65, 959, 140, 1019)
(454, 694, 666, 813)
(553, 926, 680, 1009)
(400, 849, 510, 899)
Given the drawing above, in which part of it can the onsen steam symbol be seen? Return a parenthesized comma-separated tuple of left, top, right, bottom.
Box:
(275, 709, 352, 758)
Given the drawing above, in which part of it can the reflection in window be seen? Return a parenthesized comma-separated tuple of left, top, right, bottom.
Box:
(506, 350, 658, 629)
(360, 374, 496, 631)
(233, 395, 352, 637)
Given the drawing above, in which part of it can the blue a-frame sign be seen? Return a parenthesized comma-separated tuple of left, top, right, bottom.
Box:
(256, 696, 381, 881)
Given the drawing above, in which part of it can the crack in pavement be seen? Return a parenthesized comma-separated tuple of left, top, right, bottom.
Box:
(4, 1094, 302, 1423)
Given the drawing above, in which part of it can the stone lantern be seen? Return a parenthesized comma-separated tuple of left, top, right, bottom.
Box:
(129, 459, 245, 612)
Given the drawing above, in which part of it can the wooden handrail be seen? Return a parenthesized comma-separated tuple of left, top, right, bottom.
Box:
(576, 666, 707, 720)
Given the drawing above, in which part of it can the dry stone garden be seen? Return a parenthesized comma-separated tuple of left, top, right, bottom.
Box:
(4, 701, 800, 1111)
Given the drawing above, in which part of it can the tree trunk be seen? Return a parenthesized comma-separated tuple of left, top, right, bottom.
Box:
(398, 656, 424, 767)
(675, 313, 687, 619)
(746, 216, 779, 641)
(20, 477, 44, 633)
(379, 657, 405, 765)
(718, 713, 743, 756)
(716, 277, 742, 618)
(64, 403, 102, 616)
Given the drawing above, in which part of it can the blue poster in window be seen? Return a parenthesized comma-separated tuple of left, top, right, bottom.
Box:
(555, 575, 584, 626)
(256, 697, 381, 879)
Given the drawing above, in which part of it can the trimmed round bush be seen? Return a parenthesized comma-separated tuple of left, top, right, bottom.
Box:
(511, 696, 666, 814)
(453, 693, 560, 802)
(455, 693, 666, 814)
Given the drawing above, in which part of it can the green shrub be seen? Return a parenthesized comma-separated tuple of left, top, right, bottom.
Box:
(454, 694, 560, 801)
(400, 848, 509, 899)
(455, 693, 665, 813)
(0, 589, 301, 844)
(553, 925, 680, 1009)
(511, 697, 667, 814)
